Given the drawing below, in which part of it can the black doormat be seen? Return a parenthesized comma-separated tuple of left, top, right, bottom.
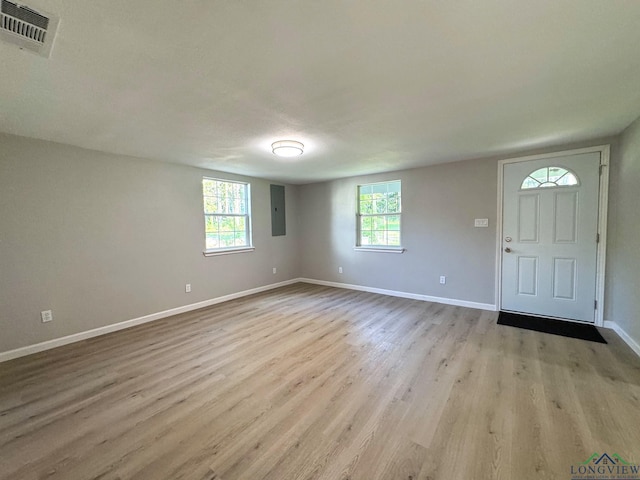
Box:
(498, 311, 607, 344)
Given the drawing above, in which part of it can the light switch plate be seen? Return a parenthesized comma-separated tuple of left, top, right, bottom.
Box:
(474, 218, 489, 227)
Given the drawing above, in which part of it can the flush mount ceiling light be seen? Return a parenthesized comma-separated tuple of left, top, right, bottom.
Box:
(271, 140, 304, 157)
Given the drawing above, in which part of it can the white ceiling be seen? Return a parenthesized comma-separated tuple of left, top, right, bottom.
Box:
(1, 1, 640, 184)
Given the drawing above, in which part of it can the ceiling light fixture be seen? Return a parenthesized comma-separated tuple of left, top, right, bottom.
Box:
(271, 140, 304, 157)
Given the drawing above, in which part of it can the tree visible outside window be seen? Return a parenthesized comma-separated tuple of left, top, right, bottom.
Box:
(357, 180, 401, 247)
(521, 167, 579, 189)
(203, 178, 251, 251)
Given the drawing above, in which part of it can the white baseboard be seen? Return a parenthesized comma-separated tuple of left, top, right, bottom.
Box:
(11, 278, 637, 364)
(298, 278, 497, 311)
(604, 321, 640, 358)
(0, 279, 300, 363)
(0, 277, 499, 363)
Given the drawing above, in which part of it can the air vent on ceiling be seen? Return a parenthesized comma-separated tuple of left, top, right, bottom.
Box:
(0, 0, 59, 57)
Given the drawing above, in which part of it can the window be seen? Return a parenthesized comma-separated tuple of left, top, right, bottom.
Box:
(521, 166, 579, 189)
(202, 178, 252, 253)
(357, 180, 401, 248)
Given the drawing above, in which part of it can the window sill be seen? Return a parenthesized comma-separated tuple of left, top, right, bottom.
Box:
(203, 246, 255, 257)
(353, 246, 405, 254)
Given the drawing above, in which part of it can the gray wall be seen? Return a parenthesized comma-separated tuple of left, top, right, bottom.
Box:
(0, 133, 300, 353)
(298, 158, 498, 305)
(298, 136, 629, 318)
(607, 116, 640, 346)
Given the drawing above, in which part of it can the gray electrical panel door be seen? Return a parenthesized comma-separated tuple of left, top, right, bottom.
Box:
(270, 184, 286, 236)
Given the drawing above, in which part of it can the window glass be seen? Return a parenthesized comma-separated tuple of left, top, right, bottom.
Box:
(521, 167, 579, 189)
(357, 181, 402, 247)
(203, 178, 251, 251)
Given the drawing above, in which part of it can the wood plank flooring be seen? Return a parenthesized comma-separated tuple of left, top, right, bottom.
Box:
(1, 283, 639, 479)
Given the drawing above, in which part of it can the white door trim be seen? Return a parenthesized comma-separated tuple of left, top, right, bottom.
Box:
(496, 145, 610, 327)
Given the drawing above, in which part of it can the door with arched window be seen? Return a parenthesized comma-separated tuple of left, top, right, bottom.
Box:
(501, 152, 601, 322)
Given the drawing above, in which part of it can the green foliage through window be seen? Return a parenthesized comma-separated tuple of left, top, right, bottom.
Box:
(521, 167, 579, 189)
(203, 178, 251, 250)
(357, 181, 401, 247)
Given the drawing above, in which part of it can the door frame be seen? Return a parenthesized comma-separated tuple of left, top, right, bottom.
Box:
(496, 145, 610, 326)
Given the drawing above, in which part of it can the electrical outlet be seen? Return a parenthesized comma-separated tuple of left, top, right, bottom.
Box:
(272, 267, 277, 274)
(41, 310, 53, 323)
(338, 267, 343, 274)
(185, 284, 191, 293)
(439, 276, 446, 285)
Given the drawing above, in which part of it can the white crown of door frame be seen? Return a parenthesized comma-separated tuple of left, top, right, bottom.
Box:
(496, 145, 610, 327)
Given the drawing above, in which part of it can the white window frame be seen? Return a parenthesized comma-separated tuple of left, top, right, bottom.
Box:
(202, 177, 254, 256)
(520, 166, 580, 190)
(355, 180, 404, 253)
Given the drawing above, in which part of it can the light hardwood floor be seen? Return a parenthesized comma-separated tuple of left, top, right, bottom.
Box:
(1, 283, 639, 480)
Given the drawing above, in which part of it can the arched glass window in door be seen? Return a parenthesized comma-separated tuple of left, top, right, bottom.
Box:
(521, 166, 579, 189)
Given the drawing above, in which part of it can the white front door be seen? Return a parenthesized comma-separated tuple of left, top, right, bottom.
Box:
(501, 152, 600, 322)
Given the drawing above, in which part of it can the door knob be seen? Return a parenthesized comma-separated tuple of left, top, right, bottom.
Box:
(504, 247, 512, 253)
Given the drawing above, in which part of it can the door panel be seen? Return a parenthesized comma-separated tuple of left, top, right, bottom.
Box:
(517, 256, 538, 296)
(552, 257, 576, 300)
(517, 194, 540, 242)
(501, 153, 600, 322)
(553, 192, 578, 243)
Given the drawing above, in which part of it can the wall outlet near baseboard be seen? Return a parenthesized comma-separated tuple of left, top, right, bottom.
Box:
(273, 267, 277, 274)
(185, 284, 191, 293)
(439, 276, 446, 285)
(338, 267, 343, 274)
(41, 310, 53, 323)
